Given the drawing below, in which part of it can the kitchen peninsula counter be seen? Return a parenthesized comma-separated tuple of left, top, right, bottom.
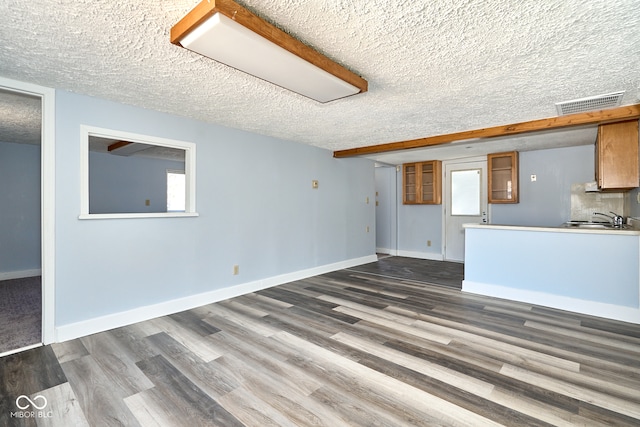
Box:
(464, 223, 640, 235)
(462, 223, 640, 324)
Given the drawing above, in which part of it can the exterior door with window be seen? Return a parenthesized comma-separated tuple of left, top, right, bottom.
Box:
(444, 160, 487, 262)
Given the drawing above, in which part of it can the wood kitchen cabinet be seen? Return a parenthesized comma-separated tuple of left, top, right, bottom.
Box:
(403, 161, 442, 204)
(596, 120, 639, 190)
(488, 151, 519, 203)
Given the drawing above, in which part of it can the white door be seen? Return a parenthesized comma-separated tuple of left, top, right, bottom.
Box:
(444, 160, 488, 262)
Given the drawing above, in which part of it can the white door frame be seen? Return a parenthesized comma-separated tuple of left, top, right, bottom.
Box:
(0, 76, 56, 345)
(441, 156, 489, 262)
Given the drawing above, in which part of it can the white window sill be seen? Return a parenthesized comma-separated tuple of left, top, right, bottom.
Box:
(78, 212, 199, 220)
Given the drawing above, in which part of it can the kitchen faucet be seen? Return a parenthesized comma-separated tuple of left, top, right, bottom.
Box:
(593, 211, 624, 227)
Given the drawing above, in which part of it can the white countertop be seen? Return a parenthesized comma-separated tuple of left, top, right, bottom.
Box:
(463, 223, 640, 236)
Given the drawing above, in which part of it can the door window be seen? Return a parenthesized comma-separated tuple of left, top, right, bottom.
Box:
(451, 169, 481, 216)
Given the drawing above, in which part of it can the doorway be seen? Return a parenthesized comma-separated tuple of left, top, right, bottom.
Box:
(0, 77, 55, 355)
(374, 164, 397, 255)
(443, 159, 488, 262)
(0, 90, 41, 354)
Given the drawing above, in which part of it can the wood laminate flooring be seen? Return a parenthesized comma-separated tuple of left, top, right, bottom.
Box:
(348, 256, 464, 289)
(1, 257, 640, 426)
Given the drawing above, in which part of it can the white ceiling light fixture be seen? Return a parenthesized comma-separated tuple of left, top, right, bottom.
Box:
(171, 0, 368, 103)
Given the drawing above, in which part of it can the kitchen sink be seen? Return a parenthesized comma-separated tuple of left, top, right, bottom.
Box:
(573, 223, 610, 229)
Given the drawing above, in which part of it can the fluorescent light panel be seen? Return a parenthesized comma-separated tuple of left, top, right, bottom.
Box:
(171, 0, 367, 103)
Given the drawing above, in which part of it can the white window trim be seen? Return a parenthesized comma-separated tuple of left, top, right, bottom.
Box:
(79, 125, 198, 219)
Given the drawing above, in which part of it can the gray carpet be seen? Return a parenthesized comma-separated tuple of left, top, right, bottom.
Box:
(0, 276, 41, 354)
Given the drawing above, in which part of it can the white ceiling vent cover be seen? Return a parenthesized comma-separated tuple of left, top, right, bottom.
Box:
(555, 91, 625, 115)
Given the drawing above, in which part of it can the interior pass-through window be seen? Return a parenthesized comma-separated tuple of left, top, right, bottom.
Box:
(79, 126, 197, 219)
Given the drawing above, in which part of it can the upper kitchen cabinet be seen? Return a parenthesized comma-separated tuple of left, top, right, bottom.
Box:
(403, 161, 442, 204)
(488, 151, 519, 203)
(596, 120, 639, 190)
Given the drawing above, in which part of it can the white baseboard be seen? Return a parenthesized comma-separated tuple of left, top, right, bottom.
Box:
(376, 247, 401, 256)
(462, 280, 640, 325)
(0, 269, 42, 281)
(55, 254, 378, 343)
(396, 250, 444, 261)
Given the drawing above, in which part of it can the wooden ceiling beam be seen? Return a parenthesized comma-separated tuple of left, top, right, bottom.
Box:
(333, 104, 640, 158)
(107, 140, 131, 152)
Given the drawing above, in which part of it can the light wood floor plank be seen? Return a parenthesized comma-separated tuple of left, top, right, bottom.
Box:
(124, 390, 181, 427)
(334, 305, 453, 345)
(216, 385, 301, 427)
(60, 356, 141, 427)
(34, 382, 90, 427)
(143, 317, 222, 362)
(79, 332, 155, 396)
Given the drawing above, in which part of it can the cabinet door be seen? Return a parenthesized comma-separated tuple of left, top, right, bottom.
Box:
(597, 120, 639, 190)
(421, 160, 442, 204)
(488, 151, 518, 203)
(403, 163, 418, 204)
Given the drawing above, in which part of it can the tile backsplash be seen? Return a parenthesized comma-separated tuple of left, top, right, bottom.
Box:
(570, 183, 628, 221)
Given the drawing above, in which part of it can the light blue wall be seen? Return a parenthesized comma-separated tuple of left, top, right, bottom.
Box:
(396, 163, 442, 257)
(491, 145, 594, 226)
(397, 204, 442, 257)
(89, 151, 184, 214)
(55, 90, 375, 326)
(0, 141, 41, 274)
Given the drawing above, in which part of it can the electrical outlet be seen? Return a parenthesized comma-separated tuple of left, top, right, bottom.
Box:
(530, 174, 537, 182)
(366, 226, 370, 233)
(233, 265, 239, 275)
(427, 240, 431, 247)
(145, 199, 150, 206)
(366, 197, 369, 204)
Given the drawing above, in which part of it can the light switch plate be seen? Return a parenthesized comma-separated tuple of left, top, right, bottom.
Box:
(530, 174, 537, 182)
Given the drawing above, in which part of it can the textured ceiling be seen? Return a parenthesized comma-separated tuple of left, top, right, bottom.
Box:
(0, 89, 41, 145)
(0, 0, 638, 156)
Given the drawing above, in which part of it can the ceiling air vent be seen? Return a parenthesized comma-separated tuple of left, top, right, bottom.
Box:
(555, 91, 625, 115)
